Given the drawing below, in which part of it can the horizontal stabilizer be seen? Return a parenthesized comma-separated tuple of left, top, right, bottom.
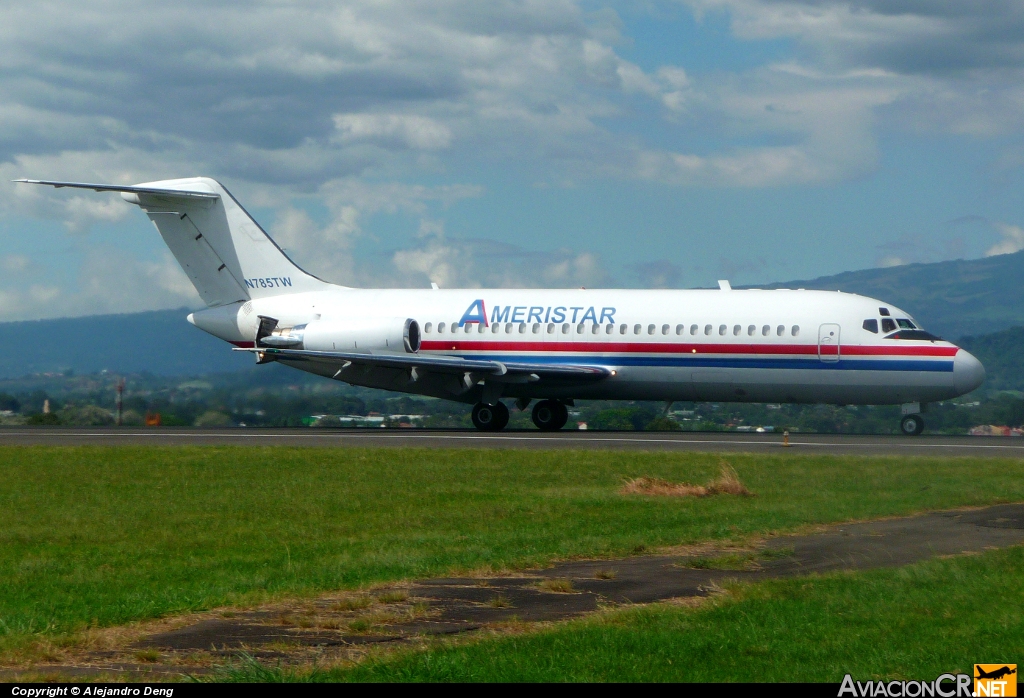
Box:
(13, 179, 219, 200)
(234, 346, 611, 380)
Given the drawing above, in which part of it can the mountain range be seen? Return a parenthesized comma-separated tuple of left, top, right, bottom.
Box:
(0, 249, 1021, 379)
(0, 309, 251, 378)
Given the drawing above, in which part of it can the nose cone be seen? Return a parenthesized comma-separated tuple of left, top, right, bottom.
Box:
(954, 348, 985, 395)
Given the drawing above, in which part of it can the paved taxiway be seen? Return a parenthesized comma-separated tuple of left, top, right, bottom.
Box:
(2, 427, 1024, 456)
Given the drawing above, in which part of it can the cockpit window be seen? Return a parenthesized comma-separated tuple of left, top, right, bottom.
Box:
(896, 319, 916, 329)
(862, 319, 878, 333)
(881, 318, 897, 333)
(879, 308, 890, 316)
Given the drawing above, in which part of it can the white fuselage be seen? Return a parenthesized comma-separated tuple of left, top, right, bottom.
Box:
(190, 286, 986, 406)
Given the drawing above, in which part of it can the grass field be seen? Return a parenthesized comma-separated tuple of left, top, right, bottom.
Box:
(1, 446, 1023, 665)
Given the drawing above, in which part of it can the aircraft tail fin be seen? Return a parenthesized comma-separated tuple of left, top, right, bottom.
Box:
(14, 177, 336, 306)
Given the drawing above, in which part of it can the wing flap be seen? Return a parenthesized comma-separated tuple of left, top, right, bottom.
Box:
(233, 347, 610, 380)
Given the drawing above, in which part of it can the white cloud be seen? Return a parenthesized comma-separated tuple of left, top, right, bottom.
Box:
(333, 113, 452, 150)
(1, 255, 29, 272)
(390, 230, 611, 289)
(0, 249, 199, 322)
(266, 178, 483, 285)
(685, 0, 1024, 137)
(986, 222, 1024, 257)
(61, 196, 129, 232)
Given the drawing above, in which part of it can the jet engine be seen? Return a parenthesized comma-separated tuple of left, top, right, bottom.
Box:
(260, 316, 420, 353)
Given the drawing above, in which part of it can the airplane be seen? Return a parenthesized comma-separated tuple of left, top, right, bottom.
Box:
(975, 666, 1016, 681)
(15, 177, 986, 435)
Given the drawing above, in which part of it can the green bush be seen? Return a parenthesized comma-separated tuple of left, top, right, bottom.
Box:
(193, 410, 234, 427)
(644, 416, 682, 431)
(59, 405, 115, 426)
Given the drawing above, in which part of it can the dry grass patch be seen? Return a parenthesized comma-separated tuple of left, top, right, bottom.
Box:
(331, 596, 374, 612)
(621, 462, 752, 498)
(488, 594, 512, 608)
(133, 649, 160, 663)
(538, 578, 575, 594)
(376, 590, 408, 604)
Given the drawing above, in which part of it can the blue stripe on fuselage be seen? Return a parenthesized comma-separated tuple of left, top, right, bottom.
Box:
(449, 354, 955, 372)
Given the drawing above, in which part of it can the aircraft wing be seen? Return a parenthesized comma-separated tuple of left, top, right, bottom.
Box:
(13, 179, 220, 199)
(233, 346, 610, 381)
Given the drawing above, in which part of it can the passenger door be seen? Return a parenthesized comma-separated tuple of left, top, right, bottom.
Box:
(818, 323, 841, 362)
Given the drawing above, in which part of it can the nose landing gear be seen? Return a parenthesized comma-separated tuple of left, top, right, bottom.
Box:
(472, 402, 509, 431)
(900, 414, 924, 436)
(532, 400, 569, 431)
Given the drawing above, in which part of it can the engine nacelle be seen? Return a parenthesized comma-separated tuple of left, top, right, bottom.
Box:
(296, 317, 420, 353)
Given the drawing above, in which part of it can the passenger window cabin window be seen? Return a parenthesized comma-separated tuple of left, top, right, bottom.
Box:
(532, 323, 540, 334)
(762, 325, 770, 336)
(662, 324, 670, 335)
(519, 323, 527, 334)
(634, 324, 642, 335)
(437, 322, 445, 333)
(547, 323, 555, 334)
(620, 324, 627, 335)
(478, 323, 485, 333)
(747, 325, 755, 336)
(505, 323, 513, 333)
(704, 324, 712, 335)
(719, 324, 727, 336)
(733, 325, 741, 336)
(791, 325, 800, 337)
(424, 322, 432, 333)
(881, 318, 897, 333)
(863, 319, 878, 333)
(648, 324, 656, 335)
(592, 324, 600, 334)
(777, 325, 785, 336)
(492, 323, 500, 333)
(606, 324, 614, 334)
(577, 323, 585, 334)
(562, 323, 570, 334)
(690, 324, 698, 335)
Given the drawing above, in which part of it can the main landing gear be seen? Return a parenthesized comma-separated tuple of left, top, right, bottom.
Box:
(531, 400, 569, 431)
(900, 414, 924, 436)
(471, 401, 509, 431)
(470, 398, 570, 432)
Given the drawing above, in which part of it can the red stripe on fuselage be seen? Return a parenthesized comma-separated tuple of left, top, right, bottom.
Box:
(418, 340, 958, 357)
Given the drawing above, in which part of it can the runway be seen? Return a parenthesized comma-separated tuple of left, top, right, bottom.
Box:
(2, 427, 1024, 456)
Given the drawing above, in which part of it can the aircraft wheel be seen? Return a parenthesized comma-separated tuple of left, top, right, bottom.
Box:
(900, 414, 924, 436)
(472, 402, 509, 431)
(532, 400, 569, 431)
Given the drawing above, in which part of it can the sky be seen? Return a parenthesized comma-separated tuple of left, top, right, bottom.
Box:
(1, 0, 1023, 320)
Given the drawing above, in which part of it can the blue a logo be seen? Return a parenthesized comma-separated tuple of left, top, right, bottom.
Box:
(459, 299, 488, 327)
